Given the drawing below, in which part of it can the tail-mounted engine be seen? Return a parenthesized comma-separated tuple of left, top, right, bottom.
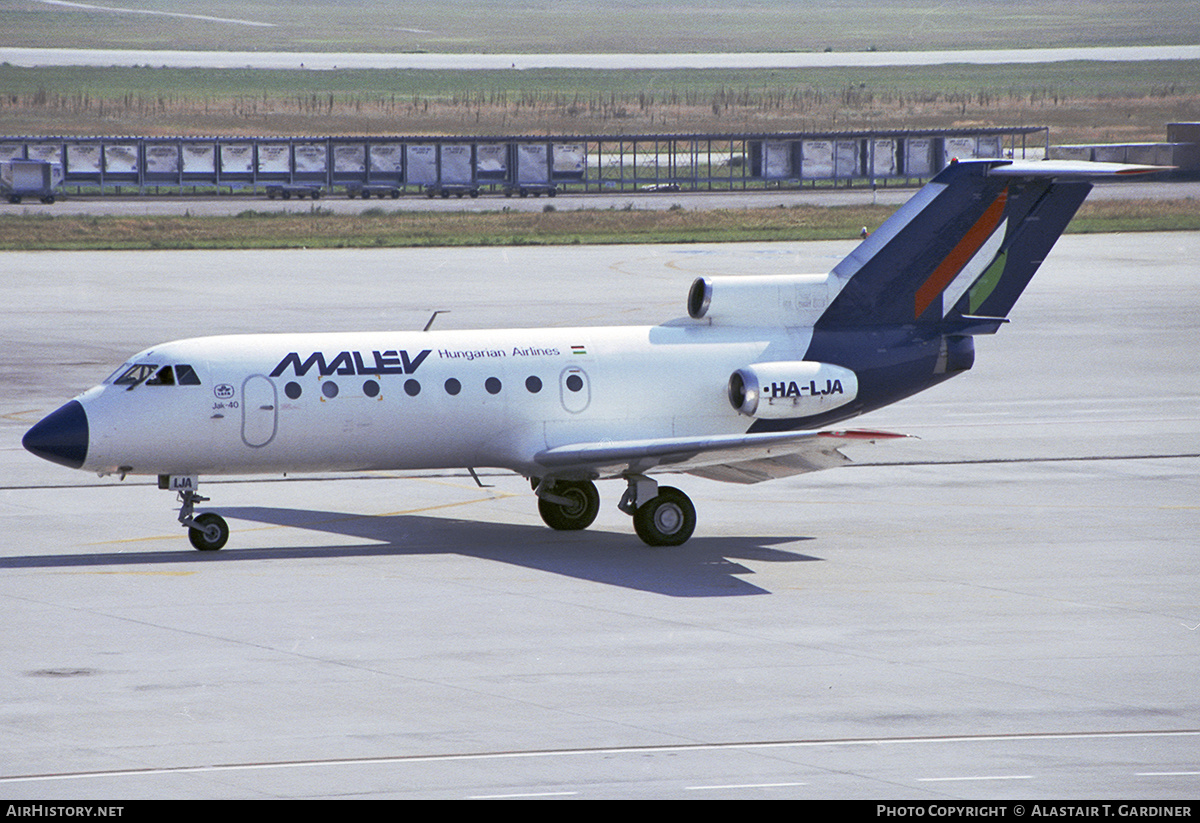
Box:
(728, 361, 859, 419)
(688, 274, 836, 327)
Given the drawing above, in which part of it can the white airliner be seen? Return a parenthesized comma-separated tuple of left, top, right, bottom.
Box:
(23, 159, 1160, 550)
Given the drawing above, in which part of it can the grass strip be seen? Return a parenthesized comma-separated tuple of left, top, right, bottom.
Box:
(0, 200, 1196, 251)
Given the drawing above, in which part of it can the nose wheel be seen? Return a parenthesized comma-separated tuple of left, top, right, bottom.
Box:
(187, 512, 229, 551)
(173, 484, 230, 551)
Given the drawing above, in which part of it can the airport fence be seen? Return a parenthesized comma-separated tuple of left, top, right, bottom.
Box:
(0, 127, 1047, 198)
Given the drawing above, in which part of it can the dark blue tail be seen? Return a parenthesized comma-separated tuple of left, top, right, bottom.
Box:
(816, 159, 1096, 331)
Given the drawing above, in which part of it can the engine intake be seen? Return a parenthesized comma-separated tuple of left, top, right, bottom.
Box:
(729, 361, 858, 419)
(688, 274, 836, 327)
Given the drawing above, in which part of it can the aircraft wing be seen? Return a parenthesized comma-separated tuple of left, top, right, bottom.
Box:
(533, 428, 911, 485)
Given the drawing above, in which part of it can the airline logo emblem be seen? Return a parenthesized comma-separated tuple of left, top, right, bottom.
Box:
(270, 349, 432, 377)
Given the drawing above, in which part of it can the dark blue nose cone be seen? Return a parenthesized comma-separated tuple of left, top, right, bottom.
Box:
(23, 400, 89, 469)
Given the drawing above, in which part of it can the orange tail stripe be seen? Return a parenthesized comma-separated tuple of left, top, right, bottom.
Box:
(914, 188, 1008, 318)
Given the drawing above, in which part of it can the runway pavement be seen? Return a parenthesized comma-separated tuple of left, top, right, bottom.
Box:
(1, 235, 1197, 798)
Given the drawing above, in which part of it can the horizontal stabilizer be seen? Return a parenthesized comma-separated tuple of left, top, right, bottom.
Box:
(986, 159, 1173, 178)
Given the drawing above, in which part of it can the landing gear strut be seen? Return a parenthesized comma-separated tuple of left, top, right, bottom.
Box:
(170, 481, 229, 551)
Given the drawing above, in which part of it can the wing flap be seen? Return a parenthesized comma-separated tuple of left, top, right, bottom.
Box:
(534, 428, 911, 484)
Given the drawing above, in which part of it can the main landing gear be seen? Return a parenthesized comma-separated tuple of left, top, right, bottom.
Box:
(534, 478, 600, 531)
(534, 475, 696, 547)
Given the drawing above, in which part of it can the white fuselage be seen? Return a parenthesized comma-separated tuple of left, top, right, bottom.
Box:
(79, 322, 810, 479)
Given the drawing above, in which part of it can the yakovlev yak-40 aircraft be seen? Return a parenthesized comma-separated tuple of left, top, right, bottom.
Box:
(24, 159, 1160, 550)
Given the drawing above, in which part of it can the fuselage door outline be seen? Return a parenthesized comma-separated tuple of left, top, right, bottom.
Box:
(560, 366, 590, 414)
(241, 374, 278, 448)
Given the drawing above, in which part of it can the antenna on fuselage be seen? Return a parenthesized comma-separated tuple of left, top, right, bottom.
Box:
(423, 310, 449, 332)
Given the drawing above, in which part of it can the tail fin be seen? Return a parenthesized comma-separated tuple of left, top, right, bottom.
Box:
(817, 159, 1161, 330)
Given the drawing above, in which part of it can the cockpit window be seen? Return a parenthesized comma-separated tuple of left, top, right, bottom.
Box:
(104, 363, 132, 384)
(109, 363, 200, 389)
(175, 364, 201, 385)
(112, 363, 158, 388)
(146, 366, 175, 386)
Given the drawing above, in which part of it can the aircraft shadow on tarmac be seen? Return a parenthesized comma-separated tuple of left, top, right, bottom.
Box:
(3, 506, 820, 597)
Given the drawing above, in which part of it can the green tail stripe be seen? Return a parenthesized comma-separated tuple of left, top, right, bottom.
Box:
(968, 251, 1007, 314)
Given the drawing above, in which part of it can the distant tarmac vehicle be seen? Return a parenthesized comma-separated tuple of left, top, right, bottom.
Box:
(23, 159, 1161, 550)
(264, 183, 323, 200)
(1, 159, 64, 204)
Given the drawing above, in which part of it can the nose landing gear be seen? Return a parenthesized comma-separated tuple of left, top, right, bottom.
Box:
(186, 508, 229, 551)
(164, 476, 229, 551)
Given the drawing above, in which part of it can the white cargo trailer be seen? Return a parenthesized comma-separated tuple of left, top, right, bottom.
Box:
(2, 159, 64, 204)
